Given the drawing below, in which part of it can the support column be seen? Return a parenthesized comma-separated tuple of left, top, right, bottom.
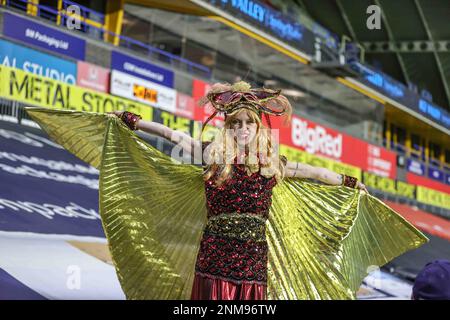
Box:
(104, 0, 124, 46)
(405, 131, 411, 157)
(439, 150, 445, 168)
(27, 0, 39, 16)
(385, 119, 391, 150)
(56, 0, 63, 26)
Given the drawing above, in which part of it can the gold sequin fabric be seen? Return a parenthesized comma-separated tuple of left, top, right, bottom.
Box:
(204, 213, 267, 242)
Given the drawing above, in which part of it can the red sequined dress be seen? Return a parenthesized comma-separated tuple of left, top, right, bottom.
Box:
(190, 143, 277, 300)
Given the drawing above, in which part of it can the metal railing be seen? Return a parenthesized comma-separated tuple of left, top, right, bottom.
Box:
(383, 138, 449, 172)
(61, 0, 105, 24)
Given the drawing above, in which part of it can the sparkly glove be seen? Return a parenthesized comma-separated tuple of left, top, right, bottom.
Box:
(120, 111, 141, 131)
(341, 174, 358, 188)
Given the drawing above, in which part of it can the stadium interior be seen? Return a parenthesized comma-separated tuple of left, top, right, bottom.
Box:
(0, 0, 449, 300)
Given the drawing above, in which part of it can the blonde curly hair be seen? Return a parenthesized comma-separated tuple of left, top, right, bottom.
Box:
(203, 108, 286, 187)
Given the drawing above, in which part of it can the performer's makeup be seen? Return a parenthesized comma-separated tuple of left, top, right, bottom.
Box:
(227, 109, 258, 146)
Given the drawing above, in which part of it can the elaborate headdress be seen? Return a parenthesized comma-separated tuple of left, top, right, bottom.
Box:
(199, 81, 292, 133)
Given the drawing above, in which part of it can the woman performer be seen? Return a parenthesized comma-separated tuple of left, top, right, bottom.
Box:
(26, 81, 427, 300)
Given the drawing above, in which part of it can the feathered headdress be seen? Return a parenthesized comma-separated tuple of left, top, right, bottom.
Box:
(198, 81, 292, 133)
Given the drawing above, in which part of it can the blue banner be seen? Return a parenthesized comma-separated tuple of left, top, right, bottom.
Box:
(406, 159, 426, 176)
(202, 0, 315, 56)
(418, 99, 450, 128)
(446, 173, 450, 185)
(428, 167, 444, 183)
(111, 51, 174, 88)
(349, 61, 450, 130)
(0, 39, 77, 84)
(3, 12, 86, 61)
(0, 121, 103, 237)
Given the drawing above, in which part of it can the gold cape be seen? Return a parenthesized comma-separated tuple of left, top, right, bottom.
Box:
(26, 107, 428, 300)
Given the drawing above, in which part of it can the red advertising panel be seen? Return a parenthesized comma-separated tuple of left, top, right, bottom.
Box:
(366, 144, 397, 178)
(175, 92, 195, 119)
(277, 114, 397, 178)
(192, 79, 224, 127)
(77, 61, 110, 93)
(407, 172, 450, 194)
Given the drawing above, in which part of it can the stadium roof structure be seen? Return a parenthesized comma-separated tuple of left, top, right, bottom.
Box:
(124, 2, 383, 132)
(126, 0, 449, 139)
(296, 0, 450, 113)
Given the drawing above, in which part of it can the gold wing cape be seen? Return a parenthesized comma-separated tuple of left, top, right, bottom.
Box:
(26, 107, 428, 300)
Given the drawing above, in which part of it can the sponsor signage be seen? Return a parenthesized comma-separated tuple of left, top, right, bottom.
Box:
(407, 159, 425, 176)
(111, 51, 174, 88)
(76, 61, 110, 93)
(396, 181, 416, 199)
(362, 173, 416, 199)
(200, 0, 315, 56)
(406, 172, 450, 194)
(418, 99, 450, 129)
(0, 39, 77, 84)
(192, 79, 224, 127)
(416, 186, 450, 210)
(366, 145, 396, 178)
(363, 172, 397, 195)
(350, 61, 450, 130)
(279, 144, 362, 180)
(311, 23, 339, 50)
(110, 70, 176, 113)
(275, 114, 397, 178)
(3, 12, 86, 60)
(152, 108, 193, 136)
(428, 167, 444, 183)
(0, 66, 153, 120)
(175, 92, 195, 119)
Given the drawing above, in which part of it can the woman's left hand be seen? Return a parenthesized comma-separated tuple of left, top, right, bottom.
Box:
(356, 181, 369, 194)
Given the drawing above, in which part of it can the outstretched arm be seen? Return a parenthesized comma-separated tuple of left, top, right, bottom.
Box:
(284, 160, 368, 192)
(110, 111, 201, 157)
